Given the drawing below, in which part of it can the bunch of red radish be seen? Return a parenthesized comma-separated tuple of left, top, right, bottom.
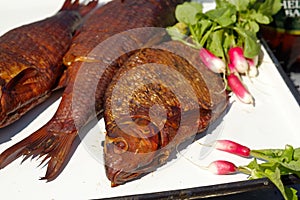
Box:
(204, 139, 251, 175)
(199, 47, 258, 105)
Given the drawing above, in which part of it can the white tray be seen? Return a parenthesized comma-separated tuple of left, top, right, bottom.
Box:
(0, 1, 300, 199)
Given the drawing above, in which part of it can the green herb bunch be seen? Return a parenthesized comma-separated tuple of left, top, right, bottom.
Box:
(240, 145, 300, 200)
(167, 0, 282, 104)
(167, 0, 281, 59)
(204, 143, 300, 200)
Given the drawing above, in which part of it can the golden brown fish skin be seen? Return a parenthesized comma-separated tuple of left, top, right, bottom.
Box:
(62, 0, 188, 83)
(0, 0, 98, 128)
(103, 41, 228, 186)
(0, 0, 188, 181)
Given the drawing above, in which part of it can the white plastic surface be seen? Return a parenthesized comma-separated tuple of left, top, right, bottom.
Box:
(0, 1, 300, 199)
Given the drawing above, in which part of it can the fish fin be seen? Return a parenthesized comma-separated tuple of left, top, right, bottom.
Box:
(0, 121, 77, 181)
(4, 67, 39, 92)
(54, 69, 69, 90)
(57, 55, 100, 90)
(60, 0, 99, 17)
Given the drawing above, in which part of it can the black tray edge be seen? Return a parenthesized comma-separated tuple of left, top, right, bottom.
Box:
(101, 174, 300, 200)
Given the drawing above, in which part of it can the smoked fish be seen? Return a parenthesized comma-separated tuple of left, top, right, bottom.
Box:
(0, 0, 98, 127)
(0, 0, 187, 181)
(104, 41, 228, 186)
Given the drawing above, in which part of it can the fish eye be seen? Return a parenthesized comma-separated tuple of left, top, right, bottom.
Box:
(112, 137, 128, 154)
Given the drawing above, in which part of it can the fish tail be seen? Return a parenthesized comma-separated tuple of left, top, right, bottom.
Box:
(0, 121, 77, 181)
(60, 0, 99, 17)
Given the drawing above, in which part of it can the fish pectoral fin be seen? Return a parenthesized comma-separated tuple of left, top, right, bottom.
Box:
(55, 55, 100, 90)
(74, 56, 100, 63)
(55, 68, 69, 90)
(4, 67, 40, 92)
(63, 54, 101, 66)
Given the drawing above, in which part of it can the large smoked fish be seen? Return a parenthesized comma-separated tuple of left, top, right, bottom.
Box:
(0, 0, 98, 127)
(104, 41, 228, 186)
(0, 0, 187, 181)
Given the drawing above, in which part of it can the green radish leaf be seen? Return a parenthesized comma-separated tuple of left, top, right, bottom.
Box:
(241, 159, 263, 179)
(249, 0, 258, 5)
(244, 36, 260, 58)
(263, 167, 298, 200)
(264, 168, 291, 200)
(250, 150, 276, 162)
(205, 7, 237, 27)
(277, 165, 298, 176)
(207, 29, 224, 58)
(222, 31, 235, 54)
(199, 22, 216, 47)
(166, 26, 187, 41)
(254, 12, 272, 24)
(215, 0, 230, 8)
(280, 160, 300, 172)
(259, 161, 279, 170)
(234, 27, 260, 58)
(166, 25, 197, 49)
(251, 149, 284, 158)
(190, 18, 212, 45)
(279, 145, 294, 163)
(250, 169, 265, 179)
(247, 158, 260, 169)
(294, 148, 300, 160)
(276, 164, 300, 178)
(244, 20, 260, 33)
(175, 2, 203, 25)
(285, 187, 299, 200)
(197, 19, 212, 39)
(258, 0, 282, 16)
(227, 0, 250, 11)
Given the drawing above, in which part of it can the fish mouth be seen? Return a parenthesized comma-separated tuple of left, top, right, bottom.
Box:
(105, 161, 143, 187)
(107, 150, 171, 187)
(110, 163, 159, 187)
(110, 169, 143, 187)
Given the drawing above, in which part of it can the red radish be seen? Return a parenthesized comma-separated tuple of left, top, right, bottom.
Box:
(215, 140, 251, 157)
(199, 48, 226, 73)
(247, 56, 259, 77)
(207, 160, 237, 175)
(228, 63, 238, 74)
(228, 47, 249, 74)
(227, 73, 254, 104)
